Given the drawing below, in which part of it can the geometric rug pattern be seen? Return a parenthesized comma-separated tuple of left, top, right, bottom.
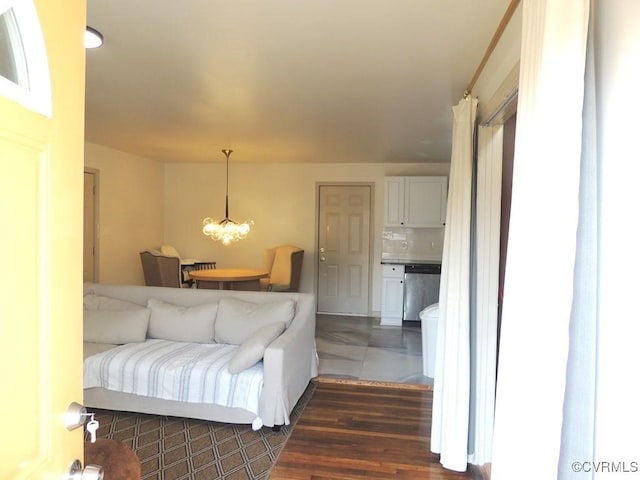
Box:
(91, 383, 315, 480)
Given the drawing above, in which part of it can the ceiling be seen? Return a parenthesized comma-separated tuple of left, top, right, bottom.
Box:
(85, 0, 510, 164)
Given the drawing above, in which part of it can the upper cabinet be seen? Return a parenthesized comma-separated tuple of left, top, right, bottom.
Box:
(384, 176, 447, 227)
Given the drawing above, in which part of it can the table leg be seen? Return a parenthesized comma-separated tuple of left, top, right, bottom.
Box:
(230, 279, 261, 291)
(195, 280, 222, 290)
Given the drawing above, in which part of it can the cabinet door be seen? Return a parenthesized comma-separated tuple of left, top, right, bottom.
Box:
(384, 177, 405, 226)
(404, 176, 448, 227)
(381, 273, 404, 325)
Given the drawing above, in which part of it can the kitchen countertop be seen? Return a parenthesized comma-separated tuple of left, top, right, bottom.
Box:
(380, 258, 442, 266)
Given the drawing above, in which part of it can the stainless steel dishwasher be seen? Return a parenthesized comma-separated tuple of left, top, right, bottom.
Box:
(403, 263, 441, 321)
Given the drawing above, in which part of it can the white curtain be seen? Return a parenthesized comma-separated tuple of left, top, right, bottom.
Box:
(589, 0, 640, 467)
(491, 1, 590, 479)
(468, 124, 503, 466)
(431, 96, 477, 472)
(560, 0, 640, 475)
(557, 11, 597, 476)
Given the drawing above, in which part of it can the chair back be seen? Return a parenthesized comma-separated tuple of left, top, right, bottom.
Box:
(160, 244, 181, 258)
(287, 250, 304, 292)
(139, 250, 182, 288)
(264, 245, 304, 292)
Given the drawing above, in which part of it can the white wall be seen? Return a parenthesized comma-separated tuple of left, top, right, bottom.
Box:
(84, 142, 164, 284)
(163, 162, 449, 313)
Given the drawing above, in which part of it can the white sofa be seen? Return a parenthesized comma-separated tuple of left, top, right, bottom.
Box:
(82, 283, 318, 428)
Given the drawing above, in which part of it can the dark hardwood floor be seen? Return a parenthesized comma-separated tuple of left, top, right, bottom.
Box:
(270, 380, 473, 479)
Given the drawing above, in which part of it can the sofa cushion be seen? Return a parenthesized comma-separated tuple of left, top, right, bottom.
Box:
(228, 322, 286, 374)
(147, 299, 218, 343)
(83, 341, 120, 360)
(84, 309, 150, 344)
(84, 294, 144, 311)
(215, 297, 295, 345)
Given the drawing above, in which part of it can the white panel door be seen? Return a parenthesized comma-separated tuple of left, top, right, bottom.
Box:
(317, 185, 371, 315)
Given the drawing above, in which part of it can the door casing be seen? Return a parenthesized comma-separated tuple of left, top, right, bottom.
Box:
(84, 168, 99, 282)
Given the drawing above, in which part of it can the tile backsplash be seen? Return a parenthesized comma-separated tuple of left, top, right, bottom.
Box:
(382, 227, 444, 261)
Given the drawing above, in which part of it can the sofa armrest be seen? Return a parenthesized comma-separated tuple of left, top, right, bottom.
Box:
(259, 295, 317, 427)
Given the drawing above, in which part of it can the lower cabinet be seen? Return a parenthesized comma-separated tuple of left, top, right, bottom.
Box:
(381, 265, 404, 326)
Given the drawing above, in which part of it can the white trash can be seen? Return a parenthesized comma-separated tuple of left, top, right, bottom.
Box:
(420, 303, 439, 378)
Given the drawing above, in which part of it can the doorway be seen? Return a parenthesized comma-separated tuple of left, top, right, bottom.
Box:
(84, 168, 98, 282)
(316, 184, 372, 315)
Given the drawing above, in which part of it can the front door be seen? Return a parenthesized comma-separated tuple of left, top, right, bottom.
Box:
(0, 0, 86, 477)
(317, 184, 371, 315)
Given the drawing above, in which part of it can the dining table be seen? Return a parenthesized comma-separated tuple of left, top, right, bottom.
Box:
(189, 268, 269, 291)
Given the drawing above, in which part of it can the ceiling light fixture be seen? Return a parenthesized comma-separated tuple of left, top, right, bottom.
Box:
(202, 149, 253, 245)
(85, 26, 104, 49)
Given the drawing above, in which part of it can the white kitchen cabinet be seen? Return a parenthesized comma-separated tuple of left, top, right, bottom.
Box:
(380, 265, 404, 326)
(384, 176, 447, 227)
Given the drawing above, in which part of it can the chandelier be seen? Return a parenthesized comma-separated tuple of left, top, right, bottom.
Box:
(202, 149, 253, 245)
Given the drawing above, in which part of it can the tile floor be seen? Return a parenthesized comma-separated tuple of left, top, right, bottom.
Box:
(315, 314, 433, 386)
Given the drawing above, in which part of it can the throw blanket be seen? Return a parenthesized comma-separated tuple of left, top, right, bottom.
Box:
(84, 340, 264, 417)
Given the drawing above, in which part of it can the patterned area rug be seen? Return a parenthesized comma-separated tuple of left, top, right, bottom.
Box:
(91, 383, 315, 480)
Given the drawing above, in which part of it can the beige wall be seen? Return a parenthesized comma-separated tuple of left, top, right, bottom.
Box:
(473, 2, 522, 103)
(84, 7, 522, 305)
(163, 162, 450, 313)
(81, 1, 523, 312)
(81, 6, 522, 312)
(83, 141, 449, 313)
(84, 142, 164, 285)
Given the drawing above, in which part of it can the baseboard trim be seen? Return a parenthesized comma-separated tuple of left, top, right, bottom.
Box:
(313, 376, 433, 391)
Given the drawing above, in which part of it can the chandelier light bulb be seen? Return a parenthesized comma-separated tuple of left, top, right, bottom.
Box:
(202, 217, 253, 245)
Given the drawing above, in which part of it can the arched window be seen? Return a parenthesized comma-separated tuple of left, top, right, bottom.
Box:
(0, 0, 51, 116)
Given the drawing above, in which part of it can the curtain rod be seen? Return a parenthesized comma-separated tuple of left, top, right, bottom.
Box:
(463, 0, 521, 99)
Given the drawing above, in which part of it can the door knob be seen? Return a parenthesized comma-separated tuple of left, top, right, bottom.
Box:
(64, 402, 87, 430)
(320, 256, 326, 262)
(67, 460, 104, 480)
